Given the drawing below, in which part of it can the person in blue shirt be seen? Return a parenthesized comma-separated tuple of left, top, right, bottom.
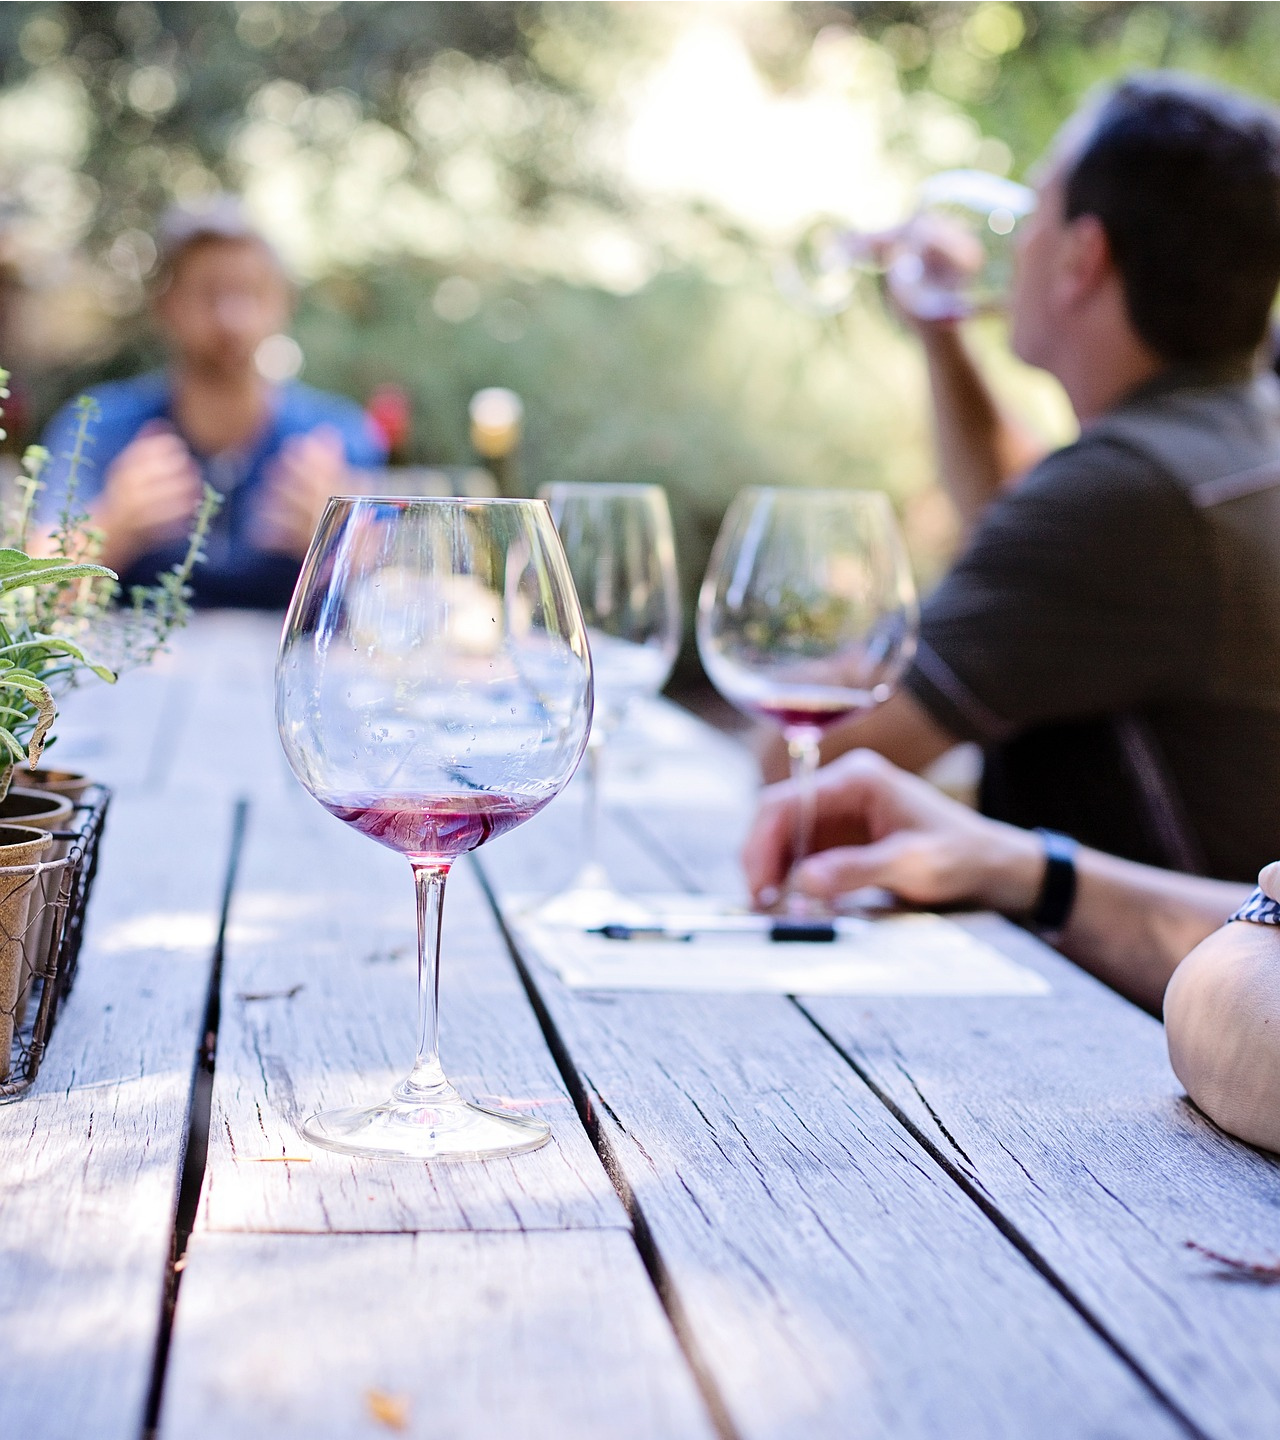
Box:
(40, 197, 386, 607)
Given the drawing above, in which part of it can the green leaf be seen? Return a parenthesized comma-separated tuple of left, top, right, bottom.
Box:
(25, 633, 117, 684)
(0, 552, 117, 593)
(0, 726, 25, 766)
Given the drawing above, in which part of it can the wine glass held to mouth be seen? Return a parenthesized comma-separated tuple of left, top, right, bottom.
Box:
(697, 487, 918, 912)
(780, 168, 1036, 323)
(276, 495, 593, 1162)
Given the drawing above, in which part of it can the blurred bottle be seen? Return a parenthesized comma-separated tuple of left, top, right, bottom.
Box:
(366, 383, 412, 465)
(779, 169, 1035, 322)
(469, 387, 523, 496)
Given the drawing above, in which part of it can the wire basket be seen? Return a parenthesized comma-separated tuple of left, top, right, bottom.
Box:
(0, 785, 112, 1100)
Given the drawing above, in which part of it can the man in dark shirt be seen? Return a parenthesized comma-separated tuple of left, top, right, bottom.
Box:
(40, 198, 386, 607)
(758, 73, 1280, 884)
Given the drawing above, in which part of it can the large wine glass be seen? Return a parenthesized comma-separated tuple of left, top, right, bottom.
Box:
(534, 482, 682, 927)
(277, 497, 593, 1161)
(780, 168, 1036, 320)
(698, 488, 917, 905)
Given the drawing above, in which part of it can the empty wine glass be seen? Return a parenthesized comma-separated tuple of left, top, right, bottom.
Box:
(277, 497, 592, 1161)
(779, 168, 1036, 320)
(698, 488, 917, 904)
(533, 483, 682, 927)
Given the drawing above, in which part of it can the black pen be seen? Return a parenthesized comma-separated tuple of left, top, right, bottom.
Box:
(590, 918, 838, 944)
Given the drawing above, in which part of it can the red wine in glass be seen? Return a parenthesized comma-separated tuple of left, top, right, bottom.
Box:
(747, 690, 876, 733)
(697, 489, 918, 910)
(322, 793, 550, 862)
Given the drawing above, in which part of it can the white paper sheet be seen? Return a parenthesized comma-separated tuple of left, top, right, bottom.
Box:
(509, 895, 1051, 997)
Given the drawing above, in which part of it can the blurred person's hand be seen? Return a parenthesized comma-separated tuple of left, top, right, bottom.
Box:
(742, 747, 1044, 914)
(253, 426, 351, 559)
(92, 422, 203, 573)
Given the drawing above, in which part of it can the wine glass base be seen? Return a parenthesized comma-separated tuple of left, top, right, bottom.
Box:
(528, 862, 655, 930)
(531, 886, 654, 930)
(301, 1096, 551, 1162)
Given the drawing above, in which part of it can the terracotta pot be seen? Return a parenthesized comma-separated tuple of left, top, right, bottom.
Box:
(0, 788, 74, 832)
(17, 768, 94, 805)
(1, 790, 75, 1028)
(0, 825, 55, 1081)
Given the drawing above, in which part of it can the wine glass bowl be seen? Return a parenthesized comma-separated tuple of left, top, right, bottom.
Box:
(780, 168, 1035, 321)
(541, 483, 682, 734)
(698, 488, 917, 902)
(277, 496, 592, 1160)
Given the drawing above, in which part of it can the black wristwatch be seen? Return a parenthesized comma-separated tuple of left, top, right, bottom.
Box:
(1031, 829, 1078, 935)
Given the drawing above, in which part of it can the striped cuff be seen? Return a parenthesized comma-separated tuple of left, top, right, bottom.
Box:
(1230, 888, 1280, 926)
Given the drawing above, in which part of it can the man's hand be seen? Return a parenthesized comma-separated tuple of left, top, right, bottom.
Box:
(742, 748, 1045, 915)
(92, 423, 203, 572)
(253, 426, 352, 559)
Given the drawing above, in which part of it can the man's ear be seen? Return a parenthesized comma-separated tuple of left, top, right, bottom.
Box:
(1058, 213, 1113, 307)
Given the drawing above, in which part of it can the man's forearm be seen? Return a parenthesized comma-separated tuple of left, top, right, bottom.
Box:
(920, 326, 1044, 531)
(1058, 849, 1248, 1014)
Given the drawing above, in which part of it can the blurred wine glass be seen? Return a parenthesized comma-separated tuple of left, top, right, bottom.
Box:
(698, 488, 917, 908)
(535, 482, 682, 927)
(779, 169, 1036, 321)
(277, 496, 592, 1161)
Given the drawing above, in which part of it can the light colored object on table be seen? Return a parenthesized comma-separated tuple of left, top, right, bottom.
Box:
(1165, 862, 1280, 1153)
(0, 825, 54, 1080)
(2, 789, 75, 1027)
(514, 895, 1051, 996)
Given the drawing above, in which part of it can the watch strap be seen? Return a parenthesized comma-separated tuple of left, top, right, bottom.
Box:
(1032, 829, 1078, 934)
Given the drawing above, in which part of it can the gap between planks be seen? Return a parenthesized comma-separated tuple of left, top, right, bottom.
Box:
(142, 798, 251, 1440)
(471, 854, 742, 1440)
(485, 780, 1211, 1440)
(793, 1001, 1212, 1440)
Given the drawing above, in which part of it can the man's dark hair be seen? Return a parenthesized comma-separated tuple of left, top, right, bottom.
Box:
(1064, 73, 1280, 363)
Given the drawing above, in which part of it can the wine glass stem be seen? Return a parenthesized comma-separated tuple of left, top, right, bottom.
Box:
(403, 860, 451, 1099)
(578, 732, 608, 889)
(786, 729, 823, 872)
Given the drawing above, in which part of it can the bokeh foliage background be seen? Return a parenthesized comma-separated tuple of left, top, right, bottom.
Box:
(0, 1, 1275, 604)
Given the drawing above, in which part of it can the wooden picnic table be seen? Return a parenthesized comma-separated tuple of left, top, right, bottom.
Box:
(3, 609, 1280, 1440)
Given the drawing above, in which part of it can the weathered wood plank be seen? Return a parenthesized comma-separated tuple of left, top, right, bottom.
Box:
(41, 654, 184, 797)
(0, 616, 284, 1439)
(47, 609, 286, 802)
(200, 778, 627, 1234)
(480, 800, 1187, 1440)
(622, 709, 1280, 1440)
(0, 792, 234, 1440)
(803, 916, 1280, 1440)
(159, 1229, 716, 1440)
(150, 611, 287, 797)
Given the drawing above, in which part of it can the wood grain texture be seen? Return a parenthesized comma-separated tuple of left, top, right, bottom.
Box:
(0, 616, 276, 1439)
(480, 802, 1186, 1440)
(0, 792, 234, 1440)
(803, 914, 1280, 1440)
(615, 712, 1280, 1440)
(159, 1230, 715, 1440)
(200, 760, 626, 1234)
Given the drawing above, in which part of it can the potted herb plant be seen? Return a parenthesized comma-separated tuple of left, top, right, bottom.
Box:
(0, 374, 219, 1083)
